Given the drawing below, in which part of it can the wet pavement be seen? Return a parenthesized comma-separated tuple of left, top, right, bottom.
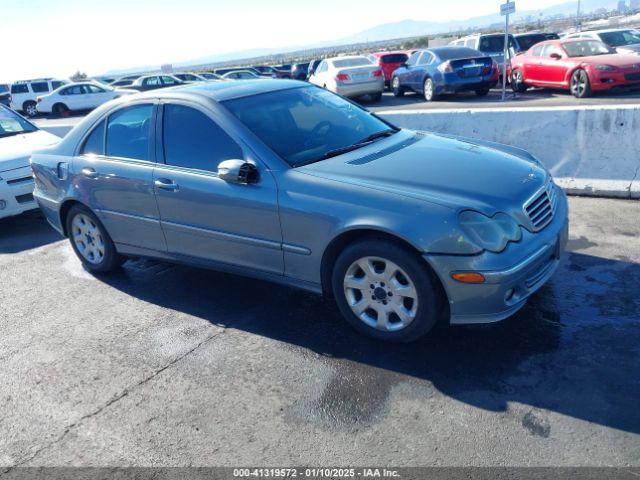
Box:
(0, 196, 639, 467)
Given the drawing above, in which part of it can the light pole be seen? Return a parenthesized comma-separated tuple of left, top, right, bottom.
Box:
(576, 0, 582, 31)
(501, 0, 511, 101)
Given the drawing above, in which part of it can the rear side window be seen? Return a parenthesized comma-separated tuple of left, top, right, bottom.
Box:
(11, 84, 29, 94)
(106, 104, 154, 161)
(81, 120, 106, 155)
(530, 44, 545, 57)
(31, 82, 49, 93)
(162, 104, 242, 172)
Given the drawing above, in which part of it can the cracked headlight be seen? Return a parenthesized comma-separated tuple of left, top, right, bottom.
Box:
(458, 210, 522, 253)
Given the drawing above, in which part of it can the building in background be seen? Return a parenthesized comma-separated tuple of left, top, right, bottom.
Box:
(617, 0, 628, 13)
(630, 0, 640, 11)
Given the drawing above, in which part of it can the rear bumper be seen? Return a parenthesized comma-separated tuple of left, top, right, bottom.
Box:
(33, 191, 64, 235)
(425, 188, 569, 324)
(334, 78, 384, 98)
(0, 166, 38, 219)
(437, 80, 498, 94)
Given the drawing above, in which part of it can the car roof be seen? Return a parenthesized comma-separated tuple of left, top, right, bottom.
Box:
(147, 79, 307, 102)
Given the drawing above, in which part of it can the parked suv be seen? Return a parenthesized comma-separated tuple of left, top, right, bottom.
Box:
(450, 34, 517, 76)
(9, 78, 67, 117)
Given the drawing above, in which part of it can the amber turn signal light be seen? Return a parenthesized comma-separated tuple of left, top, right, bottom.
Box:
(451, 272, 486, 284)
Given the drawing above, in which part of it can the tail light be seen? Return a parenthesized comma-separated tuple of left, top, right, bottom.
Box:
(372, 69, 383, 78)
(482, 62, 496, 75)
(335, 73, 350, 82)
(437, 61, 453, 74)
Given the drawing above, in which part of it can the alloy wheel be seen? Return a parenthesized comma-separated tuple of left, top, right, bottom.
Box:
(571, 70, 587, 97)
(343, 256, 419, 332)
(71, 213, 106, 265)
(424, 79, 434, 101)
(25, 103, 37, 117)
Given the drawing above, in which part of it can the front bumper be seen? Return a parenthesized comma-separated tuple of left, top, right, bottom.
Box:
(425, 189, 569, 325)
(0, 166, 38, 220)
(589, 70, 640, 91)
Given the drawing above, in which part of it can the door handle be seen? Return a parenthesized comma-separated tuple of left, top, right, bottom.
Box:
(81, 167, 98, 178)
(154, 178, 179, 191)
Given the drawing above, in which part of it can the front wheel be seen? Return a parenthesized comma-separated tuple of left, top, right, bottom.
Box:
(423, 78, 438, 102)
(331, 239, 445, 342)
(66, 204, 124, 273)
(53, 103, 69, 116)
(511, 69, 528, 93)
(570, 69, 591, 98)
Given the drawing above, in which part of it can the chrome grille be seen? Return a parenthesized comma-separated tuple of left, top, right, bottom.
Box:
(524, 183, 557, 232)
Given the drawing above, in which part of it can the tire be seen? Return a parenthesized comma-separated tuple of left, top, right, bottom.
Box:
(23, 101, 38, 118)
(570, 69, 591, 98)
(511, 69, 528, 93)
(423, 77, 438, 102)
(391, 77, 404, 97)
(331, 239, 445, 342)
(475, 88, 490, 97)
(52, 103, 69, 116)
(66, 204, 124, 273)
(370, 91, 382, 102)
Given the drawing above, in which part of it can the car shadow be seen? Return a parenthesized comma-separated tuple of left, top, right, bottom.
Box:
(97, 245, 640, 434)
(0, 211, 62, 254)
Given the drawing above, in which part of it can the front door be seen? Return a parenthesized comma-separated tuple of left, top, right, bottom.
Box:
(73, 102, 166, 251)
(153, 102, 283, 274)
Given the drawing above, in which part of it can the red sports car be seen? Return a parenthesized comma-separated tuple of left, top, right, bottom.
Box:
(368, 51, 409, 87)
(510, 38, 640, 98)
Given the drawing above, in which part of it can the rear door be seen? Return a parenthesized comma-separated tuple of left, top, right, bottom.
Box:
(73, 101, 166, 251)
(153, 101, 283, 274)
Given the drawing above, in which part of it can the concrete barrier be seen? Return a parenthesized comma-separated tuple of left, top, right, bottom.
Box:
(41, 105, 640, 199)
(380, 105, 640, 199)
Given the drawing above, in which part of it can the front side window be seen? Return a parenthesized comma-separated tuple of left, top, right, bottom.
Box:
(417, 53, 432, 66)
(162, 104, 242, 172)
(530, 44, 545, 57)
(106, 104, 154, 161)
(223, 86, 395, 167)
(81, 119, 106, 155)
(406, 52, 420, 66)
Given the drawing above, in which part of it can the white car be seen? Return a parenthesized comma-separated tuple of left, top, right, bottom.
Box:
(564, 29, 640, 55)
(9, 78, 67, 117)
(308, 56, 384, 100)
(0, 105, 60, 220)
(36, 82, 136, 115)
(221, 70, 261, 80)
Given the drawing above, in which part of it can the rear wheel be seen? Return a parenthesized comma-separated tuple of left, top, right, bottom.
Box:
(331, 239, 445, 342)
(423, 78, 438, 102)
(511, 69, 528, 93)
(570, 69, 591, 98)
(66, 204, 124, 273)
(53, 103, 69, 116)
(23, 101, 38, 117)
(391, 77, 404, 97)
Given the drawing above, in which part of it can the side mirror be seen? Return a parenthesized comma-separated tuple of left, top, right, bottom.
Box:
(217, 159, 259, 184)
(550, 53, 562, 60)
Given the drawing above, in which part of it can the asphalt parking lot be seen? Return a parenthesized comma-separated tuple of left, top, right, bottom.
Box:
(1, 196, 639, 468)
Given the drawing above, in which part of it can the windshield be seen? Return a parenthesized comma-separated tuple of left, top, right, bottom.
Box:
(0, 106, 38, 137)
(563, 40, 613, 57)
(223, 86, 395, 167)
(599, 30, 640, 47)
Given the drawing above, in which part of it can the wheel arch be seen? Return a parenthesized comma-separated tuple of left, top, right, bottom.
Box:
(320, 228, 448, 306)
(59, 199, 89, 237)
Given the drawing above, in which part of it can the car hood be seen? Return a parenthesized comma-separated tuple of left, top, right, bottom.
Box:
(615, 44, 640, 54)
(0, 130, 61, 172)
(298, 131, 548, 218)
(580, 53, 640, 66)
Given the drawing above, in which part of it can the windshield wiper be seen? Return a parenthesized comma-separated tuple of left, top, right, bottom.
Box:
(320, 129, 398, 160)
(0, 131, 25, 138)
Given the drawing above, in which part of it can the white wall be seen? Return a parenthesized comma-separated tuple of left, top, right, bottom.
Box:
(381, 105, 640, 199)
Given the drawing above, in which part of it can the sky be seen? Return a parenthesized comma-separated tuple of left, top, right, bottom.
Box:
(3, 0, 568, 82)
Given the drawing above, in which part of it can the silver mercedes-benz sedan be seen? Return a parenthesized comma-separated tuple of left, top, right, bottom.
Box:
(31, 79, 568, 342)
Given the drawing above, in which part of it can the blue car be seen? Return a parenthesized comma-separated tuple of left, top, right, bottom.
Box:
(391, 47, 499, 102)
